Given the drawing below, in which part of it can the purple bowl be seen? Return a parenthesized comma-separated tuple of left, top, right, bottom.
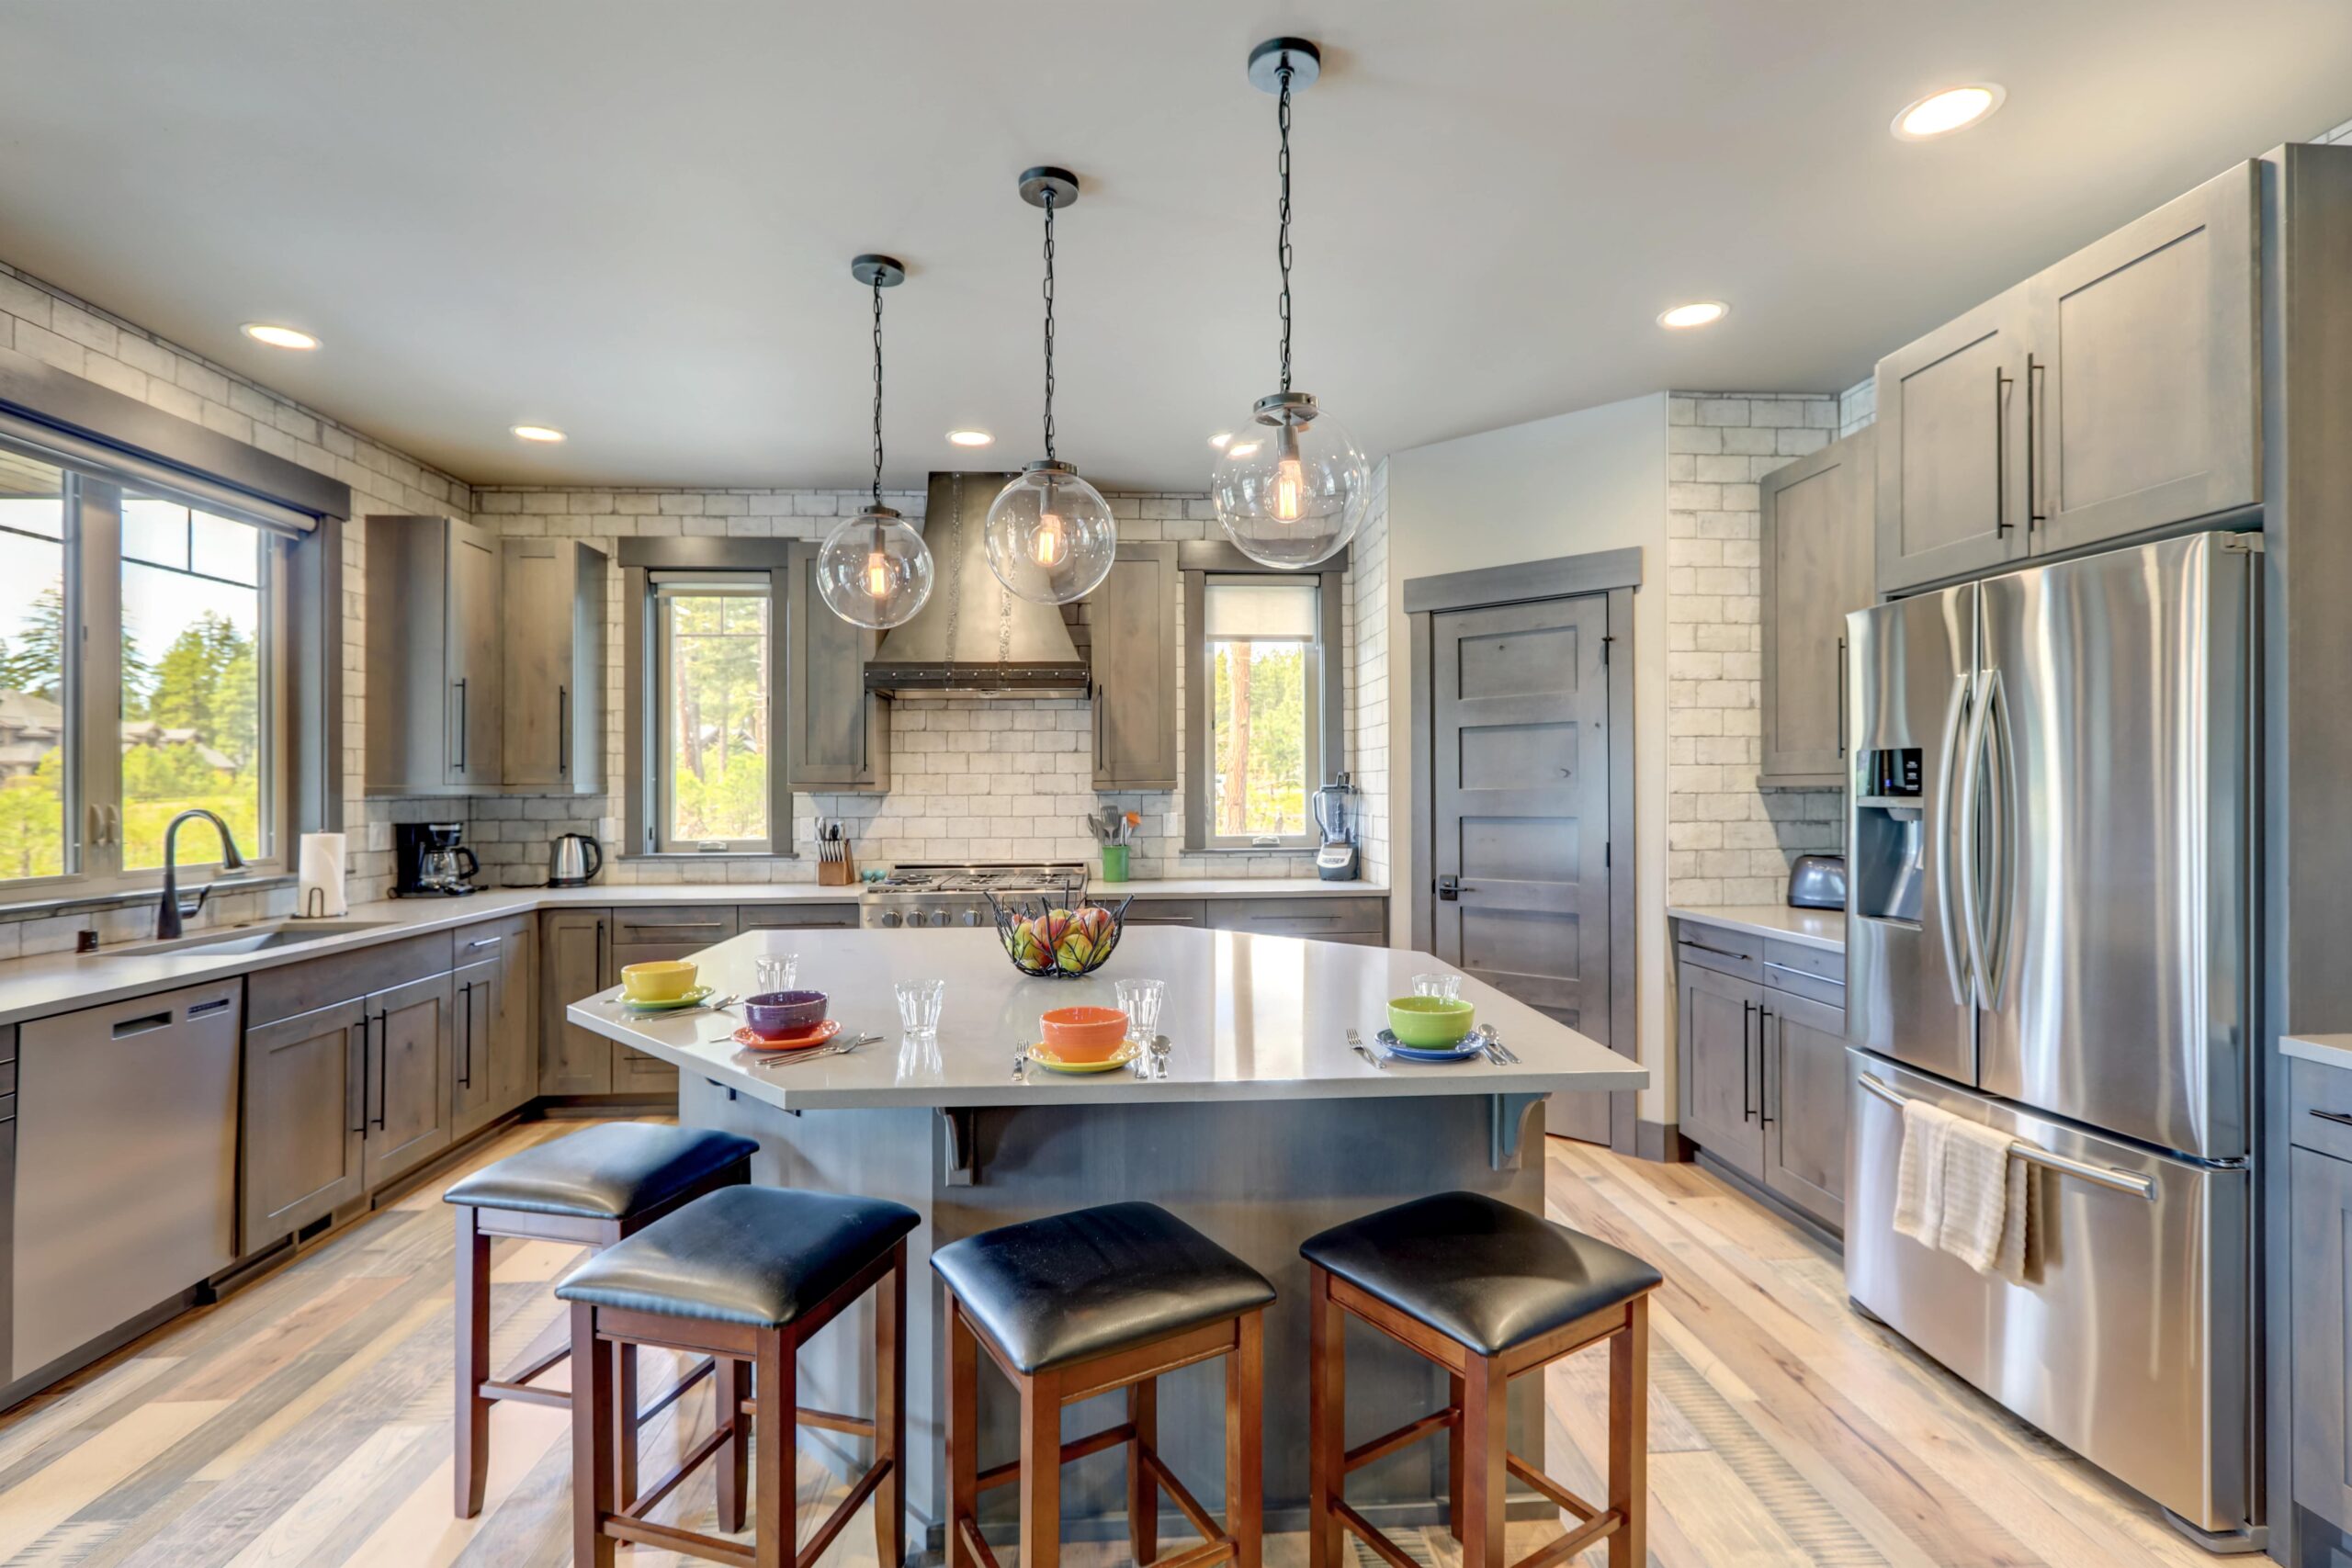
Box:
(744, 988, 828, 1038)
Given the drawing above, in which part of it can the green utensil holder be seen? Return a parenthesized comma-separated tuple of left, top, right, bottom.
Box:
(1100, 844, 1130, 882)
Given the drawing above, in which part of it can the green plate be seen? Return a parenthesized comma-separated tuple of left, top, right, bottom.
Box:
(618, 985, 715, 1013)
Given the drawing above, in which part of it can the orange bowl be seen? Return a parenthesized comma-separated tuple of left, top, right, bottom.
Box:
(1040, 1005, 1129, 1062)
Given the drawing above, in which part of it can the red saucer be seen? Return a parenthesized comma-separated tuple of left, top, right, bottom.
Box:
(733, 1018, 841, 1053)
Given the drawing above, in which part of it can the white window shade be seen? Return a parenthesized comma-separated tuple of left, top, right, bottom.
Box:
(1204, 578, 1317, 640)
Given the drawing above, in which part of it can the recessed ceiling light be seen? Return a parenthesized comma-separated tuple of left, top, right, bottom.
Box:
(1209, 432, 1233, 449)
(511, 424, 567, 444)
(946, 429, 994, 447)
(241, 322, 318, 350)
(1657, 301, 1729, 330)
(1893, 84, 2006, 141)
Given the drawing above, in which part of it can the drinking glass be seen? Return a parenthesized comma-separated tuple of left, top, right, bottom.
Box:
(1115, 977, 1167, 1044)
(895, 978, 945, 1043)
(754, 953, 797, 996)
(1412, 973, 1462, 1001)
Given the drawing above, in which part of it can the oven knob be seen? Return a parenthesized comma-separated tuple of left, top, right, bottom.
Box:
(960, 908, 983, 927)
(878, 909, 902, 929)
(925, 909, 949, 928)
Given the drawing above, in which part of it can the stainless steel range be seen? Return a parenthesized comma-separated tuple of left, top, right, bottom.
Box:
(858, 862, 1089, 930)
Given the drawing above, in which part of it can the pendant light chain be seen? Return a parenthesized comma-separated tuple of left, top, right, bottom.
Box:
(1041, 188, 1058, 461)
(1277, 60, 1295, 394)
(869, 273, 886, 510)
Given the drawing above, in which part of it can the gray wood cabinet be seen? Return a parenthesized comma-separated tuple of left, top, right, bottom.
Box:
(361, 972, 453, 1189)
(1762, 986, 1848, 1231)
(539, 909, 612, 1096)
(2023, 161, 2259, 556)
(1677, 957, 1763, 1174)
(364, 515, 503, 794)
(739, 903, 858, 931)
(2295, 1143, 2352, 1537)
(1088, 543, 1180, 790)
(1872, 286, 2032, 595)
(1205, 895, 1387, 947)
(786, 539, 888, 792)
(1760, 429, 1873, 785)
(449, 956, 498, 1141)
(1874, 161, 2259, 595)
(242, 998, 368, 1251)
(501, 538, 607, 792)
(605, 906, 740, 1093)
(473, 918, 537, 1119)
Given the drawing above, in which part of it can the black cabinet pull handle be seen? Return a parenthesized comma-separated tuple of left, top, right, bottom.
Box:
(2026, 355, 2047, 528)
(1836, 637, 1848, 760)
(2312, 1110, 2352, 1129)
(350, 1013, 368, 1134)
(1682, 941, 1750, 962)
(1741, 1000, 1757, 1121)
(1758, 1007, 1775, 1126)
(458, 981, 473, 1089)
(372, 1010, 389, 1130)
(454, 679, 468, 771)
(558, 683, 569, 777)
(1993, 366, 2013, 536)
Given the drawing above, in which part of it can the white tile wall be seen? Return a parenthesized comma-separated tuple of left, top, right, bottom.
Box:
(1664, 392, 1847, 906)
(1349, 458, 1391, 887)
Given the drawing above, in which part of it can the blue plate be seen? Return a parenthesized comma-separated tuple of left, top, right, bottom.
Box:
(1374, 1028, 1483, 1063)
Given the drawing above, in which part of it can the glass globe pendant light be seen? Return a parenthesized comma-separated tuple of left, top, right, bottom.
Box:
(1213, 39, 1369, 570)
(986, 166, 1117, 604)
(816, 254, 934, 629)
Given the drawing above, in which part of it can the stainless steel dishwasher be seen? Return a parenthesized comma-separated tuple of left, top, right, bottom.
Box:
(13, 979, 242, 1382)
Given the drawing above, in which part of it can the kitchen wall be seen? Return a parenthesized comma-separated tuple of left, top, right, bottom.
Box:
(465, 483, 1354, 894)
(1349, 459, 1392, 888)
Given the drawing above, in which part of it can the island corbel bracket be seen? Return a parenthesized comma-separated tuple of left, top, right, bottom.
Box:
(940, 1108, 980, 1186)
(1489, 1093, 1545, 1171)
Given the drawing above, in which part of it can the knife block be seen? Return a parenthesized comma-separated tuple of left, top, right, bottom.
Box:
(817, 852, 856, 887)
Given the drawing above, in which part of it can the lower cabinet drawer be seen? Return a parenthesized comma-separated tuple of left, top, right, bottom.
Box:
(1207, 897, 1386, 937)
(1120, 899, 1205, 927)
(2292, 1056, 2352, 1162)
(740, 902, 857, 930)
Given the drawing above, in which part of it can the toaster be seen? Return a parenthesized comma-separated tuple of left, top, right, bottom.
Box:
(1787, 853, 1847, 910)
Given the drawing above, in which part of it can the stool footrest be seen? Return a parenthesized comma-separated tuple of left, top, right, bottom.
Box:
(1138, 1444, 1221, 1545)
(802, 1457, 894, 1567)
(500, 1341, 570, 1391)
(633, 1355, 715, 1427)
(1510, 1510, 1622, 1568)
(621, 1418, 734, 1523)
(605, 1515, 754, 1568)
(1504, 1451, 1599, 1522)
(1335, 1500, 1421, 1568)
(978, 1420, 1136, 1492)
(1343, 1407, 1458, 1473)
(479, 1379, 569, 1409)
(958, 1514, 1005, 1568)
(1151, 1538, 1238, 1568)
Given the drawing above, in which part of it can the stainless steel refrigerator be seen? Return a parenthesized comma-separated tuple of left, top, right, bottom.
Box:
(1843, 529, 2258, 1545)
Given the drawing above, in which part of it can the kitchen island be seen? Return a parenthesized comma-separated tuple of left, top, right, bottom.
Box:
(568, 925, 1645, 1552)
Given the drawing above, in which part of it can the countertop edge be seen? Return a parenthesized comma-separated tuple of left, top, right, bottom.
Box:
(1668, 904, 1847, 954)
(2282, 1033, 2352, 1072)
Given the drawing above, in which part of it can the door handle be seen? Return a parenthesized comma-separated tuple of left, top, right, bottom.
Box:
(2025, 355, 2047, 529)
(1836, 636, 1848, 760)
(1758, 1007, 1775, 1127)
(1932, 672, 1973, 1008)
(350, 1014, 368, 1134)
(458, 981, 473, 1089)
(2312, 1110, 2352, 1130)
(558, 684, 569, 778)
(1741, 1000, 1757, 1122)
(1680, 941, 1750, 963)
(1993, 366, 2013, 536)
(453, 679, 468, 772)
(467, 934, 502, 950)
(372, 1010, 389, 1130)
(1436, 875, 1469, 902)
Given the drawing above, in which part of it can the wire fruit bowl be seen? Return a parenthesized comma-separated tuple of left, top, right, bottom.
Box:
(986, 892, 1135, 978)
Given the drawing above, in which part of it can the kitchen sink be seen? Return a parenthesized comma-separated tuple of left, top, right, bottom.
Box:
(98, 919, 393, 959)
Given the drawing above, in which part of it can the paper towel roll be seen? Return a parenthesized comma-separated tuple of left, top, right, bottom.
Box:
(298, 832, 347, 917)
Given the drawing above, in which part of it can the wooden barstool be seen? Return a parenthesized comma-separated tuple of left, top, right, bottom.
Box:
(933, 1201, 1276, 1568)
(442, 1122, 756, 1516)
(556, 1184, 918, 1568)
(1299, 1191, 1662, 1568)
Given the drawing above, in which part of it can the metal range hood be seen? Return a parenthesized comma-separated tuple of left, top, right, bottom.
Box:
(865, 471, 1092, 697)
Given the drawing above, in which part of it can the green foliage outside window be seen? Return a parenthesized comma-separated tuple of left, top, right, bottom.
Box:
(1211, 640, 1308, 838)
(662, 592, 769, 845)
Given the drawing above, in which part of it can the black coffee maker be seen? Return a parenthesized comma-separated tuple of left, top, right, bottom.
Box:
(394, 821, 480, 897)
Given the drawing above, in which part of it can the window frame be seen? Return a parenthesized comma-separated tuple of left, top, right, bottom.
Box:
(1182, 547, 1346, 853)
(0, 439, 300, 898)
(618, 538, 795, 860)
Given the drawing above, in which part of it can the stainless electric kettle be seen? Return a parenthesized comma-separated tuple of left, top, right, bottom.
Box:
(548, 833, 602, 887)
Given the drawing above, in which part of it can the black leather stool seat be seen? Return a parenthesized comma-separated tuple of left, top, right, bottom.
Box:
(1300, 1191, 1662, 1357)
(556, 1186, 918, 1328)
(444, 1124, 757, 1222)
(932, 1201, 1275, 1374)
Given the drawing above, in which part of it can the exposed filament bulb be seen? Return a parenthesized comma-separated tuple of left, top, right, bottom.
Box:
(1033, 512, 1068, 568)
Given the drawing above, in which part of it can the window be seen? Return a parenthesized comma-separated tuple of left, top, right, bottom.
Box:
(1185, 566, 1342, 852)
(0, 438, 295, 895)
(650, 573, 773, 852)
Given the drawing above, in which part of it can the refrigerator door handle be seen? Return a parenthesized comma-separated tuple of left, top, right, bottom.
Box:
(1855, 1075, 2155, 1199)
(1956, 667, 1999, 1013)
(1933, 672, 1973, 1007)
(1980, 669, 2017, 1011)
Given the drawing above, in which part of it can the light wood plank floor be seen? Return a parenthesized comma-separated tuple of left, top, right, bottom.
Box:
(0, 1120, 2222, 1566)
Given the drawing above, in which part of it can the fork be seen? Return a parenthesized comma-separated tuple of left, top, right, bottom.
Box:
(1346, 1027, 1388, 1071)
(754, 1033, 877, 1066)
(1012, 1048, 1030, 1085)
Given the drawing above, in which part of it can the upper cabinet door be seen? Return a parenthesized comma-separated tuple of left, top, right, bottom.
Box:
(445, 521, 503, 787)
(502, 539, 608, 792)
(1760, 428, 1874, 785)
(2023, 160, 2260, 556)
(785, 542, 889, 792)
(1088, 543, 1179, 790)
(1874, 286, 2031, 595)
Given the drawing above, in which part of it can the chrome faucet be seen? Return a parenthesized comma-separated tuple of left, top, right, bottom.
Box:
(157, 809, 247, 941)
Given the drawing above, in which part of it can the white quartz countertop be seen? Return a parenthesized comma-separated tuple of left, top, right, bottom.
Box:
(567, 927, 1645, 1111)
(0, 877, 1386, 1028)
(1668, 904, 1847, 954)
(2283, 1034, 2352, 1073)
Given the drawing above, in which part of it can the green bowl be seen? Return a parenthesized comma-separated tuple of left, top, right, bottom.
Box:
(1387, 995, 1476, 1048)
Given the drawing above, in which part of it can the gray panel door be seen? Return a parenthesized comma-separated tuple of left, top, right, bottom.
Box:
(786, 540, 888, 791)
(1874, 286, 2030, 594)
(1762, 988, 1846, 1231)
(446, 520, 501, 787)
(539, 910, 612, 1095)
(1089, 543, 1180, 789)
(2025, 161, 2259, 555)
(501, 538, 571, 788)
(1760, 429, 1874, 784)
(1430, 594, 1613, 1143)
(242, 999, 368, 1251)
(1678, 963, 1763, 1178)
(2293, 1146, 2352, 1538)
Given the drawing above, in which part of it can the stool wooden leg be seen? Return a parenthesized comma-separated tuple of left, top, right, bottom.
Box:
(1608, 1296, 1648, 1568)
(1306, 1268, 1342, 1568)
(571, 1303, 617, 1568)
(947, 1302, 980, 1568)
(1225, 1311, 1264, 1568)
(1017, 1369, 1062, 1568)
(615, 1340, 639, 1510)
(756, 1326, 798, 1568)
(876, 1243, 907, 1568)
(1126, 1376, 1158, 1568)
(1460, 1352, 1509, 1568)
(717, 1357, 749, 1533)
(1446, 1371, 1465, 1544)
(453, 1205, 492, 1518)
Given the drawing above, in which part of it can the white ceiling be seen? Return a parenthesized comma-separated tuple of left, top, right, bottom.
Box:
(4, 2, 2350, 491)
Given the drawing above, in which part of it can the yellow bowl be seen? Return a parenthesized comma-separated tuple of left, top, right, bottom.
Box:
(620, 960, 699, 1002)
